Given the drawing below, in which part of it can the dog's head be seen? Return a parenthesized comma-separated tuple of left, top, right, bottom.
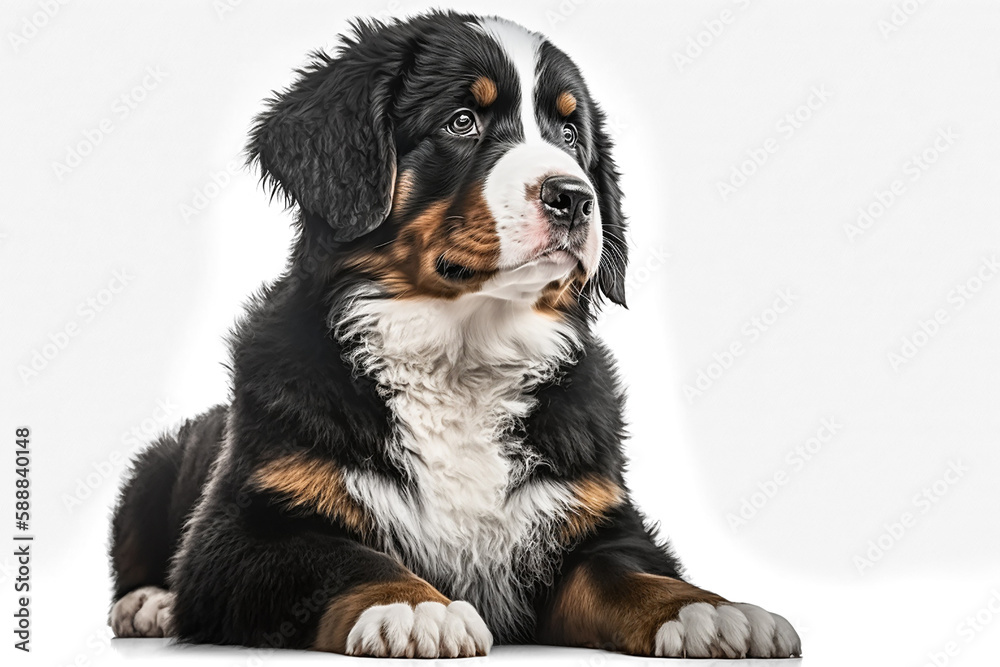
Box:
(249, 12, 628, 313)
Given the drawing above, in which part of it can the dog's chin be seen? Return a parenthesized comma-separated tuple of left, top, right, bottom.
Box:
(477, 250, 580, 303)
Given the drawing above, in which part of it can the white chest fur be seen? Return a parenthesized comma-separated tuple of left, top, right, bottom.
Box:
(336, 291, 580, 635)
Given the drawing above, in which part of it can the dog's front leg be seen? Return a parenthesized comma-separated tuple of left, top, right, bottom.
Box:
(539, 554, 800, 658)
(171, 521, 492, 658)
(313, 569, 492, 657)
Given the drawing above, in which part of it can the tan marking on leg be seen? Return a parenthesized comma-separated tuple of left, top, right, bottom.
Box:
(561, 475, 625, 542)
(471, 76, 498, 107)
(541, 565, 727, 655)
(556, 91, 577, 117)
(313, 575, 450, 653)
(252, 454, 368, 535)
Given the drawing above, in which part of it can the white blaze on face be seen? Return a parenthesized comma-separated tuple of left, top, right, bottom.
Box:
(474, 18, 604, 301)
(476, 17, 544, 141)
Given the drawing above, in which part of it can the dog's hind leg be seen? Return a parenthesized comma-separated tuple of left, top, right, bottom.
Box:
(108, 405, 228, 638)
(109, 433, 183, 637)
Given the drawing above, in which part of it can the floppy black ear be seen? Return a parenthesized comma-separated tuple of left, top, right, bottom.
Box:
(590, 109, 629, 307)
(247, 25, 404, 242)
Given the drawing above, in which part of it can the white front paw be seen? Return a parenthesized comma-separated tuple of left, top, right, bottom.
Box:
(346, 600, 492, 658)
(654, 601, 800, 658)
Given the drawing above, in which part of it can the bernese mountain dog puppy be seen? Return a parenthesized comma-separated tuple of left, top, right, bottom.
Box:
(109, 11, 801, 659)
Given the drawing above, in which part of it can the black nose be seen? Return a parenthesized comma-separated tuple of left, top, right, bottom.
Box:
(540, 175, 595, 230)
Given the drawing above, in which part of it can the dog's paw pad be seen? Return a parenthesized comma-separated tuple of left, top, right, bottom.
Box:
(110, 586, 176, 638)
(654, 601, 800, 658)
(346, 600, 492, 658)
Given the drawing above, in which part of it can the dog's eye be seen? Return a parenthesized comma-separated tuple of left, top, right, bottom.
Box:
(445, 109, 480, 137)
(562, 123, 578, 147)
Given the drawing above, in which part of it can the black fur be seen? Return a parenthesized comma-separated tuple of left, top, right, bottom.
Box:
(247, 22, 404, 242)
(110, 405, 227, 599)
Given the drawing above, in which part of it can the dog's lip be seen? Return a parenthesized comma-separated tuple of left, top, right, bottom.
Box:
(495, 248, 586, 276)
(532, 248, 588, 276)
(532, 249, 576, 265)
(496, 250, 576, 274)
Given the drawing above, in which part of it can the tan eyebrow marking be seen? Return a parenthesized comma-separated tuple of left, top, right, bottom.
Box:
(471, 76, 498, 107)
(556, 91, 577, 117)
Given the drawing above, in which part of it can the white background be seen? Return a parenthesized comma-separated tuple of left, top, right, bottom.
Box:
(3, 1, 999, 666)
